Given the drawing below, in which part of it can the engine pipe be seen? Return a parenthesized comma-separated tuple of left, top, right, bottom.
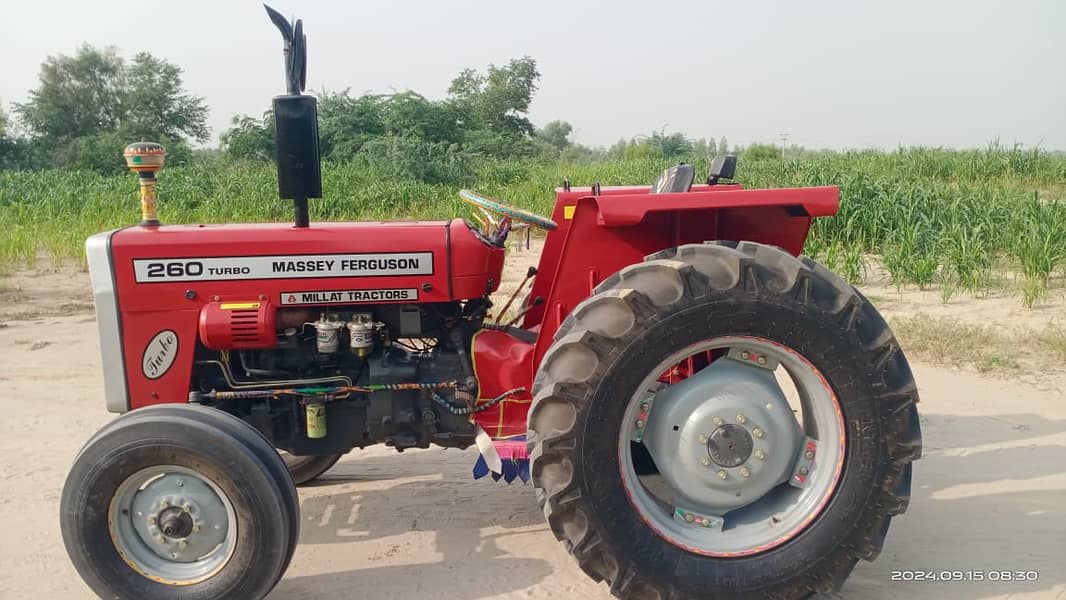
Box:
(204, 380, 458, 401)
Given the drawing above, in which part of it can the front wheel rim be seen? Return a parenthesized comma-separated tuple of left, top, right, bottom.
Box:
(108, 465, 238, 585)
(618, 335, 846, 557)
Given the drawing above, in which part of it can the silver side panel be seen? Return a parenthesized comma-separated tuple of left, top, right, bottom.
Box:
(86, 231, 129, 413)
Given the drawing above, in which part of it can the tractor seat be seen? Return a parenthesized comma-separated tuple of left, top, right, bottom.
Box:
(650, 163, 695, 194)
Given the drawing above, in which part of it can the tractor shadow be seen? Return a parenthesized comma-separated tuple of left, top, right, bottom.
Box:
(272, 411, 1066, 600)
(842, 411, 1066, 599)
(270, 447, 561, 600)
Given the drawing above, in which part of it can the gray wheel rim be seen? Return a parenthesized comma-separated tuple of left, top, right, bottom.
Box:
(108, 465, 237, 584)
(619, 336, 846, 556)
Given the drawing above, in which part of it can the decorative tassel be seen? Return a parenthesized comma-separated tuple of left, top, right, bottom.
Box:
(473, 436, 530, 484)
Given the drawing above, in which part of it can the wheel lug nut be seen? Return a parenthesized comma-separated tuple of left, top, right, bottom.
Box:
(697, 434, 708, 444)
(805, 450, 814, 459)
(739, 467, 751, 478)
(160, 500, 169, 509)
(754, 449, 766, 460)
(799, 467, 809, 475)
(176, 480, 184, 488)
(684, 513, 695, 523)
(700, 457, 711, 466)
(712, 416, 724, 427)
(193, 524, 201, 532)
(635, 419, 645, 430)
(741, 351, 750, 360)
(736, 414, 747, 424)
(757, 356, 767, 366)
(753, 428, 764, 438)
(640, 402, 650, 412)
(182, 504, 192, 513)
(156, 535, 166, 545)
(717, 470, 728, 480)
(177, 540, 188, 550)
(148, 516, 157, 524)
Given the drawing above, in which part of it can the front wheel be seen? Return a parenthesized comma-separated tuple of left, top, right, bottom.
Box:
(61, 404, 300, 600)
(528, 241, 922, 599)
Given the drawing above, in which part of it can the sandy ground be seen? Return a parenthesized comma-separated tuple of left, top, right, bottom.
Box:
(1, 242, 1065, 599)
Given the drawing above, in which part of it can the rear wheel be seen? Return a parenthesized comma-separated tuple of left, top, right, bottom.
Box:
(61, 404, 300, 600)
(280, 452, 343, 486)
(528, 241, 922, 599)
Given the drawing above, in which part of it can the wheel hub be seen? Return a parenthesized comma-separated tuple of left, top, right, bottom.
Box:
(109, 466, 236, 582)
(641, 356, 804, 514)
(621, 336, 848, 556)
(707, 424, 752, 467)
(158, 507, 194, 539)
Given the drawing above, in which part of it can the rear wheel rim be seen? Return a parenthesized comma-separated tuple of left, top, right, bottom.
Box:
(618, 335, 846, 556)
(108, 465, 237, 584)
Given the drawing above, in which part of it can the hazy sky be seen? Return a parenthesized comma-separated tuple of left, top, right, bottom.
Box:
(1, 0, 1063, 150)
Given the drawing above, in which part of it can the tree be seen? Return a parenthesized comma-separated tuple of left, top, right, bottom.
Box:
(15, 44, 209, 170)
(536, 120, 572, 150)
(718, 136, 729, 155)
(623, 140, 657, 160)
(693, 137, 717, 158)
(648, 131, 692, 158)
(221, 56, 543, 165)
(317, 91, 385, 159)
(381, 91, 461, 144)
(448, 57, 540, 145)
(15, 45, 126, 142)
(122, 52, 210, 143)
(0, 105, 50, 170)
(608, 137, 628, 159)
(220, 114, 274, 161)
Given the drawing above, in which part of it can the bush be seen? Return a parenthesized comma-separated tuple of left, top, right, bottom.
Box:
(55, 131, 193, 174)
(355, 136, 473, 184)
(462, 129, 534, 159)
(744, 143, 783, 161)
(0, 136, 51, 170)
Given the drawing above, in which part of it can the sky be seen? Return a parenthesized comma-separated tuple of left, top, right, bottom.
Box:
(1, 0, 1063, 150)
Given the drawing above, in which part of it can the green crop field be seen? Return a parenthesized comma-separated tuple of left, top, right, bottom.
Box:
(1, 147, 1064, 306)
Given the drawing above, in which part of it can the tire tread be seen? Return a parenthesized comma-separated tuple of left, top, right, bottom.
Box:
(528, 241, 922, 599)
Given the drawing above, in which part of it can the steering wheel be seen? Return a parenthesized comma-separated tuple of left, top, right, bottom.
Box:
(459, 190, 558, 240)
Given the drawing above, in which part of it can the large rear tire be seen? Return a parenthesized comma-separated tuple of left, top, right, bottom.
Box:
(61, 404, 300, 600)
(528, 241, 922, 599)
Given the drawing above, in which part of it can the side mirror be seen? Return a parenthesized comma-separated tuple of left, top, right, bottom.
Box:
(707, 156, 737, 185)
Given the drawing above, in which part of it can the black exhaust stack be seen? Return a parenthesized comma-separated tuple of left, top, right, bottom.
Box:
(265, 4, 321, 227)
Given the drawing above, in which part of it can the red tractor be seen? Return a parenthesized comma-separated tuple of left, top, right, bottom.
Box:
(61, 8, 921, 600)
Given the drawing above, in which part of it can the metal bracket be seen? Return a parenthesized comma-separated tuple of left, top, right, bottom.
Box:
(788, 437, 819, 488)
(674, 506, 722, 529)
(726, 346, 780, 370)
(632, 395, 655, 442)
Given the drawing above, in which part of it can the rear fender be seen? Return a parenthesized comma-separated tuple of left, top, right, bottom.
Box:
(524, 184, 839, 369)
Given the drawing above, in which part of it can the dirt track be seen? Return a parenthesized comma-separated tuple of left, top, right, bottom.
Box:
(1, 248, 1064, 599)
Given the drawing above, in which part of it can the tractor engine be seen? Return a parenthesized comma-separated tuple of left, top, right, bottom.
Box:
(191, 298, 488, 455)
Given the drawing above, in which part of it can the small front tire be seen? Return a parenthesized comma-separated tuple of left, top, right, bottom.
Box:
(61, 404, 300, 600)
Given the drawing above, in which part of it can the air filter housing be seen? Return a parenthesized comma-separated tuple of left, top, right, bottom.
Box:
(198, 301, 277, 349)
